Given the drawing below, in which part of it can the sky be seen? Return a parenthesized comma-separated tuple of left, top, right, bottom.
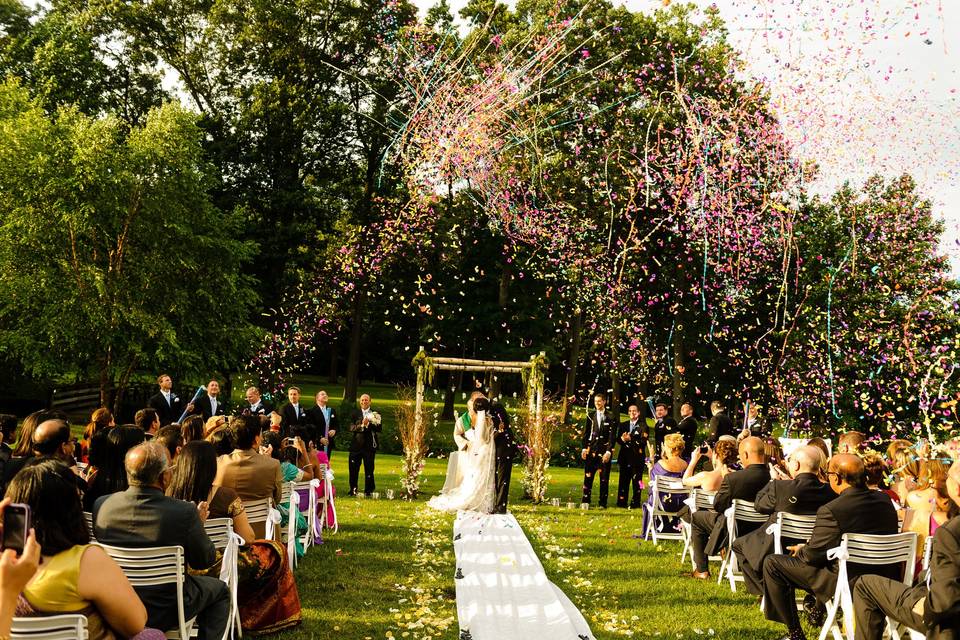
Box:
(412, 0, 960, 270)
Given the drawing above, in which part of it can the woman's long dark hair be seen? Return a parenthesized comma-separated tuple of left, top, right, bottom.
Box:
(5, 458, 89, 555)
(166, 440, 217, 505)
(84, 426, 146, 510)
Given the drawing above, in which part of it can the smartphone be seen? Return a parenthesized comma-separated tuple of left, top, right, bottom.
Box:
(699, 444, 708, 454)
(2, 503, 31, 554)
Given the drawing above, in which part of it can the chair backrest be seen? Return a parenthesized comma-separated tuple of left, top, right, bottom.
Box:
(921, 535, 934, 573)
(732, 499, 768, 524)
(204, 518, 234, 552)
(777, 512, 818, 542)
(11, 614, 89, 640)
(843, 532, 918, 585)
(692, 489, 716, 511)
(83, 511, 95, 541)
(652, 476, 689, 510)
(280, 483, 292, 504)
(242, 497, 274, 525)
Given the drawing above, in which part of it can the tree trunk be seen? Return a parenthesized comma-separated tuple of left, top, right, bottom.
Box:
(562, 308, 583, 423)
(343, 293, 364, 405)
(328, 338, 339, 384)
(672, 330, 686, 421)
(611, 371, 622, 424)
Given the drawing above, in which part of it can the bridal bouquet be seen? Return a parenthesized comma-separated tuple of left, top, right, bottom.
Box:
(368, 411, 382, 425)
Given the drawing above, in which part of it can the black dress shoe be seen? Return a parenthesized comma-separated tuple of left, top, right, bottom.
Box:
(802, 593, 826, 627)
(776, 631, 806, 640)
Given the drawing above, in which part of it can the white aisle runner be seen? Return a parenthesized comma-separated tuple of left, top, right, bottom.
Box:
(453, 511, 595, 640)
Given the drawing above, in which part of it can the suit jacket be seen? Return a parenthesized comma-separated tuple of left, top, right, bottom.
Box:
(239, 399, 273, 418)
(676, 416, 698, 458)
(708, 412, 736, 443)
(192, 395, 225, 421)
(795, 486, 899, 600)
(706, 463, 772, 554)
(148, 391, 185, 426)
(654, 416, 680, 456)
(305, 404, 338, 451)
(348, 408, 382, 453)
(214, 449, 283, 507)
(581, 410, 615, 457)
(746, 417, 768, 438)
(93, 486, 217, 632)
(280, 402, 308, 436)
(616, 420, 647, 467)
(490, 403, 517, 461)
(922, 516, 960, 639)
(737, 473, 837, 573)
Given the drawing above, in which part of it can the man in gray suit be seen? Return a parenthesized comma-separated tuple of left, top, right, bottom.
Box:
(94, 441, 230, 640)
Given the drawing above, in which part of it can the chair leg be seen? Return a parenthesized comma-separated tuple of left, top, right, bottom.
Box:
(817, 598, 838, 640)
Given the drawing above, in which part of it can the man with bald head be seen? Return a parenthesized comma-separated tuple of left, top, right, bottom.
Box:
(94, 442, 229, 640)
(732, 446, 837, 596)
(853, 458, 960, 639)
(2, 415, 83, 492)
(761, 454, 899, 640)
(687, 436, 771, 579)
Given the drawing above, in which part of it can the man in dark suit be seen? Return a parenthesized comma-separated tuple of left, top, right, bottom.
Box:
(191, 379, 226, 421)
(688, 436, 770, 579)
(147, 374, 194, 426)
(306, 389, 338, 457)
(616, 404, 647, 508)
(94, 441, 230, 640)
(280, 386, 308, 436)
(240, 386, 273, 417)
(580, 392, 616, 508)
(733, 445, 836, 596)
(762, 454, 899, 640)
(852, 459, 960, 640)
(347, 393, 382, 496)
(707, 400, 736, 444)
(653, 401, 679, 458)
(740, 403, 769, 439)
(476, 395, 517, 514)
(677, 402, 699, 458)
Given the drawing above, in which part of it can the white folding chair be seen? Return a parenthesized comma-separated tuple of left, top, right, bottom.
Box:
(242, 497, 281, 541)
(83, 511, 96, 542)
(767, 512, 818, 555)
(204, 518, 243, 640)
(818, 531, 918, 640)
(721, 499, 769, 591)
(289, 480, 320, 546)
(314, 463, 337, 535)
(887, 535, 935, 640)
(642, 477, 690, 543)
(11, 614, 88, 640)
(97, 544, 199, 639)
(680, 488, 716, 567)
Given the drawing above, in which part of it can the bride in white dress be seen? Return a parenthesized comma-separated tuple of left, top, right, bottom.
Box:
(428, 398, 497, 514)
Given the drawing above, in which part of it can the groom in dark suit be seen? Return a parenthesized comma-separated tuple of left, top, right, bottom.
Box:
(581, 392, 615, 508)
(485, 396, 517, 514)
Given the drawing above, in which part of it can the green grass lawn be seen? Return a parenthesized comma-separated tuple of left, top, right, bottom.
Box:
(282, 453, 809, 640)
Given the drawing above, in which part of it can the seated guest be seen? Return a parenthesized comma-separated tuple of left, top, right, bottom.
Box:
(214, 416, 282, 536)
(259, 432, 308, 558)
(206, 426, 235, 456)
(761, 454, 899, 640)
(0, 496, 39, 638)
(180, 415, 205, 444)
(0, 414, 15, 477)
(861, 450, 900, 503)
(10, 410, 59, 459)
(3, 417, 84, 494)
(891, 444, 921, 504)
(902, 458, 955, 566)
(641, 433, 688, 534)
(81, 408, 114, 464)
(134, 408, 160, 438)
(837, 430, 866, 454)
(682, 439, 739, 492)
(155, 425, 184, 462)
(9, 459, 159, 639)
(733, 446, 836, 596)
(84, 426, 146, 511)
(765, 438, 791, 480)
(268, 411, 283, 433)
(687, 436, 769, 580)
(807, 438, 831, 469)
(94, 442, 230, 640)
(166, 441, 302, 634)
(853, 459, 960, 639)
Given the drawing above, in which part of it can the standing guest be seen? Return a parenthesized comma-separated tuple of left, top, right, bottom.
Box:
(837, 431, 867, 454)
(687, 437, 770, 580)
(134, 408, 160, 438)
(214, 416, 282, 537)
(84, 426, 147, 511)
(677, 403, 699, 459)
(580, 392, 615, 509)
(616, 404, 647, 508)
(155, 425, 184, 462)
(147, 374, 193, 427)
(653, 402, 679, 458)
(852, 459, 960, 640)
(94, 442, 230, 640)
(642, 433, 688, 534)
(192, 380, 225, 422)
(240, 386, 272, 417)
(81, 408, 114, 464)
(306, 390, 338, 457)
(682, 439, 739, 492)
(165, 440, 302, 634)
(740, 404, 768, 439)
(8, 460, 160, 640)
(761, 454, 899, 640)
(707, 401, 736, 444)
(347, 394, 382, 497)
(280, 387, 308, 436)
(180, 415, 204, 444)
(732, 446, 836, 597)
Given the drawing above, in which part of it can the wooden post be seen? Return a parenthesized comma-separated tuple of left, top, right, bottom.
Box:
(415, 346, 425, 441)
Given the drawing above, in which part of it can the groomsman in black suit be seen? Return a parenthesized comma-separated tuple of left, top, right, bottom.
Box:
(147, 374, 193, 426)
(677, 403, 699, 458)
(653, 401, 679, 458)
(280, 386, 307, 436)
(581, 392, 616, 508)
(240, 386, 272, 417)
(707, 400, 736, 444)
(616, 404, 647, 508)
(191, 379, 226, 421)
(306, 390, 338, 456)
